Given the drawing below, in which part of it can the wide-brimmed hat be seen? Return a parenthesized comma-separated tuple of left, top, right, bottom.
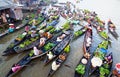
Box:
(91, 57, 102, 67)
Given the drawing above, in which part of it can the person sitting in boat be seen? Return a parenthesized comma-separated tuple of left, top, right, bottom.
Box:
(56, 34, 66, 42)
(8, 24, 15, 33)
(39, 37, 46, 47)
(12, 64, 22, 73)
(39, 30, 45, 37)
(84, 52, 91, 59)
(104, 54, 113, 64)
(43, 32, 52, 39)
(25, 24, 30, 32)
(30, 30, 38, 38)
(33, 46, 42, 56)
(52, 61, 60, 71)
(59, 53, 66, 61)
(108, 19, 115, 28)
(46, 32, 52, 39)
(47, 51, 53, 60)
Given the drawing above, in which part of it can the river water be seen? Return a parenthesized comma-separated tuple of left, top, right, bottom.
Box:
(0, 0, 120, 77)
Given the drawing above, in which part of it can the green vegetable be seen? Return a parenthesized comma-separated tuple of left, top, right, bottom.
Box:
(98, 41, 108, 49)
(49, 28, 55, 34)
(64, 45, 70, 53)
(29, 50, 34, 57)
(99, 31, 108, 39)
(94, 51, 105, 60)
(75, 64, 85, 75)
(99, 66, 110, 77)
(84, 9, 90, 14)
(20, 44, 25, 48)
(8, 43, 15, 48)
(44, 26, 53, 32)
(44, 43, 55, 51)
(74, 30, 83, 37)
(62, 22, 70, 30)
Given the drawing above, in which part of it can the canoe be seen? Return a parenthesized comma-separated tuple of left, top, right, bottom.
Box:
(2, 14, 60, 56)
(91, 52, 113, 77)
(2, 26, 56, 56)
(74, 56, 93, 77)
(5, 31, 70, 77)
(0, 13, 37, 39)
(47, 45, 70, 77)
(83, 25, 92, 54)
(2, 15, 45, 55)
(73, 27, 87, 40)
(3, 32, 28, 53)
(88, 41, 109, 75)
(108, 20, 119, 40)
(74, 25, 93, 77)
(74, 41, 109, 77)
(44, 32, 73, 65)
(0, 19, 29, 39)
(30, 31, 72, 60)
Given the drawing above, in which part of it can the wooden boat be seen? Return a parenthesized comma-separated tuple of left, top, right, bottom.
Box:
(3, 32, 28, 54)
(83, 25, 92, 54)
(0, 13, 43, 39)
(88, 41, 109, 75)
(90, 52, 113, 77)
(75, 55, 92, 77)
(2, 14, 60, 56)
(73, 27, 87, 39)
(74, 25, 92, 77)
(2, 26, 55, 56)
(47, 45, 70, 77)
(5, 31, 70, 77)
(44, 33, 73, 65)
(0, 19, 29, 39)
(108, 20, 119, 40)
(74, 41, 109, 77)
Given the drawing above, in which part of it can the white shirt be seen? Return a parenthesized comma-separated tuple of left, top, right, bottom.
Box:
(47, 52, 53, 60)
(52, 61, 60, 71)
(57, 37, 62, 42)
(33, 47, 40, 55)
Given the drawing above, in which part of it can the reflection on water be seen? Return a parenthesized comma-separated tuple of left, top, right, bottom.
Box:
(0, 0, 120, 77)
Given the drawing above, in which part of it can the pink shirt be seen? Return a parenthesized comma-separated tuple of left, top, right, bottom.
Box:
(12, 65, 21, 72)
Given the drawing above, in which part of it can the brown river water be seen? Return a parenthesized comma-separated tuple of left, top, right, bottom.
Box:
(0, 0, 120, 77)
